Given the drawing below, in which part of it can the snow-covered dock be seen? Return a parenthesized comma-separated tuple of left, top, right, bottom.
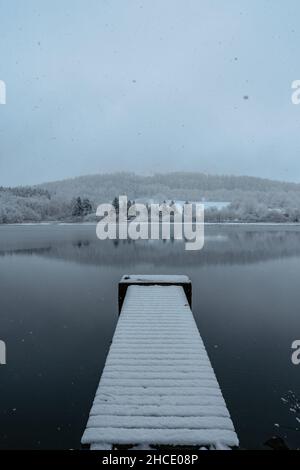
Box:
(81, 275, 238, 450)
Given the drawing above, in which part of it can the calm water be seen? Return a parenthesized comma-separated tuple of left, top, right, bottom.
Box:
(0, 224, 299, 449)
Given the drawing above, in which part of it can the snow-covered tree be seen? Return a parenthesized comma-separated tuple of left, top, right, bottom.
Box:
(82, 198, 92, 215)
(72, 197, 84, 217)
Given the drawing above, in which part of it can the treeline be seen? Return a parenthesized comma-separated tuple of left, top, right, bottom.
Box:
(39, 172, 300, 202)
(152, 172, 300, 192)
(0, 186, 51, 199)
(0, 188, 93, 224)
(205, 203, 300, 223)
(1, 172, 300, 224)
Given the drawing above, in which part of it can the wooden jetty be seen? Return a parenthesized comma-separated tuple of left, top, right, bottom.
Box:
(81, 275, 238, 450)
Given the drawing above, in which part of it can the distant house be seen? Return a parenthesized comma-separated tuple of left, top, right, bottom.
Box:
(136, 199, 230, 213)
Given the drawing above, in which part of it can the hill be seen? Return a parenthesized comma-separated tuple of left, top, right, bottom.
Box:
(1, 172, 300, 223)
(38, 172, 300, 202)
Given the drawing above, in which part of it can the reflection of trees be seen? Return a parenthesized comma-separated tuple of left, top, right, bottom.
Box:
(0, 247, 52, 257)
(1, 226, 300, 267)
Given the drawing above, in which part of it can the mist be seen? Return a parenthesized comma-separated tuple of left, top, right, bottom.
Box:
(1, 0, 300, 186)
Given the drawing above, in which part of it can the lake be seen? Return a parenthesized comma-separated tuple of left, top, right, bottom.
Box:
(0, 224, 299, 449)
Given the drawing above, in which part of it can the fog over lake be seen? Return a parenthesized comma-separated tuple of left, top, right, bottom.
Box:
(0, 224, 299, 449)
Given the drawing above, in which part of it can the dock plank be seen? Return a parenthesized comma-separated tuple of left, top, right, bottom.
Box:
(82, 280, 238, 449)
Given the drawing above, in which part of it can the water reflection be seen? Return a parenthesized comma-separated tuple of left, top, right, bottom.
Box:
(0, 224, 300, 450)
(1, 225, 300, 266)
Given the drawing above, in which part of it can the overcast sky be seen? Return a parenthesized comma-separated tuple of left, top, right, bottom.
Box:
(1, 0, 300, 186)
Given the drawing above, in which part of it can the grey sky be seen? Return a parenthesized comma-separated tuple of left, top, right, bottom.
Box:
(1, 0, 300, 186)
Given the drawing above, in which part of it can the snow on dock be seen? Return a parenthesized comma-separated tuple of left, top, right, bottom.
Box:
(81, 275, 238, 450)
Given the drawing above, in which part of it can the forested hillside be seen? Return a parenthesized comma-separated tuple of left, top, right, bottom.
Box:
(39, 172, 300, 202)
(1, 172, 300, 223)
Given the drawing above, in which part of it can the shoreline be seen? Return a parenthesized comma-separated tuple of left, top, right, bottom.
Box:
(1, 222, 300, 227)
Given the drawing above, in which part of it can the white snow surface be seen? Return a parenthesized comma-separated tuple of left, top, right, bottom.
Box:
(120, 274, 190, 283)
(81, 285, 238, 449)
